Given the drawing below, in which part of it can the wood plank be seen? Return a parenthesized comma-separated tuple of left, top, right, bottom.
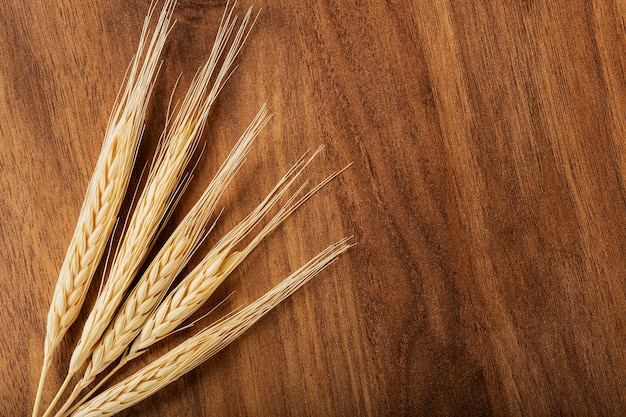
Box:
(1, 0, 626, 415)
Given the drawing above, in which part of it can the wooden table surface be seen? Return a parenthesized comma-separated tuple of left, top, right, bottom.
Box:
(2, 0, 626, 415)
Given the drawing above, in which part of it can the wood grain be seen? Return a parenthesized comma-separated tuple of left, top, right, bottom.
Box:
(2, 0, 626, 415)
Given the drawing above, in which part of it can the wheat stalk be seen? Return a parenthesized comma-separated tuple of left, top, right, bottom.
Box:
(70, 238, 353, 417)
(32, 2, 174, 416)
(55, 105, 271, 417)
(42, 6, 256, 417)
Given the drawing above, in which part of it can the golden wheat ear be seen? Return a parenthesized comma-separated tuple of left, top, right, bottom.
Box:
(70, 238, 353, 417)
(54, 104, 271, 417)
(32, 1, 174, 416)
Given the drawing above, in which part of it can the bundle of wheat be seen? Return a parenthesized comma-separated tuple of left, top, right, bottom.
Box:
(32, 2, 352, 416)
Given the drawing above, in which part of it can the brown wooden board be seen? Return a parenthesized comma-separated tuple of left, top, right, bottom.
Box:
(2, 0, 626, 415)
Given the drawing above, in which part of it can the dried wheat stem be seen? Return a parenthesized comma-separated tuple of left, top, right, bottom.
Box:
(72, 239, 353, 417)
(124, 148, 324, 361)
(55, 105, 271, 417)
(238, 163, 351, 263)
(32, 2, 173, 416)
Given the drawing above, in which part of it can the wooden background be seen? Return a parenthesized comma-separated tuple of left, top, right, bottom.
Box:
(2, 0, 626, 415)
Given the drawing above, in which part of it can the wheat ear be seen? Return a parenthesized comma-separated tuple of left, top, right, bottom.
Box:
(71, 238, 353, 417)
(43, 6, 255, 416)
(125, 148, 325, 361)
(32, 2, 173, 416)
(55, 105, 271, 416)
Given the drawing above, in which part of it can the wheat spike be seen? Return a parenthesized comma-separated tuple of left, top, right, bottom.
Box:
(125, 148, 327, 361)
(43, 5, 256, 417)
(71, 239, 353, 417)
(32, 2, 173, 416)
(55, 105, 271, 417)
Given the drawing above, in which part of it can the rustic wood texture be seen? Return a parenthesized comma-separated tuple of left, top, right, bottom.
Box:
(2, 0, 626, 415)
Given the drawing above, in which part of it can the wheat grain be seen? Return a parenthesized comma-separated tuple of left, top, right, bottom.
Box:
(55, 105, 271, 417)
(71, 238, 353, 417)
(42, 5, 256, 417)
(32, 2, 173, 416)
